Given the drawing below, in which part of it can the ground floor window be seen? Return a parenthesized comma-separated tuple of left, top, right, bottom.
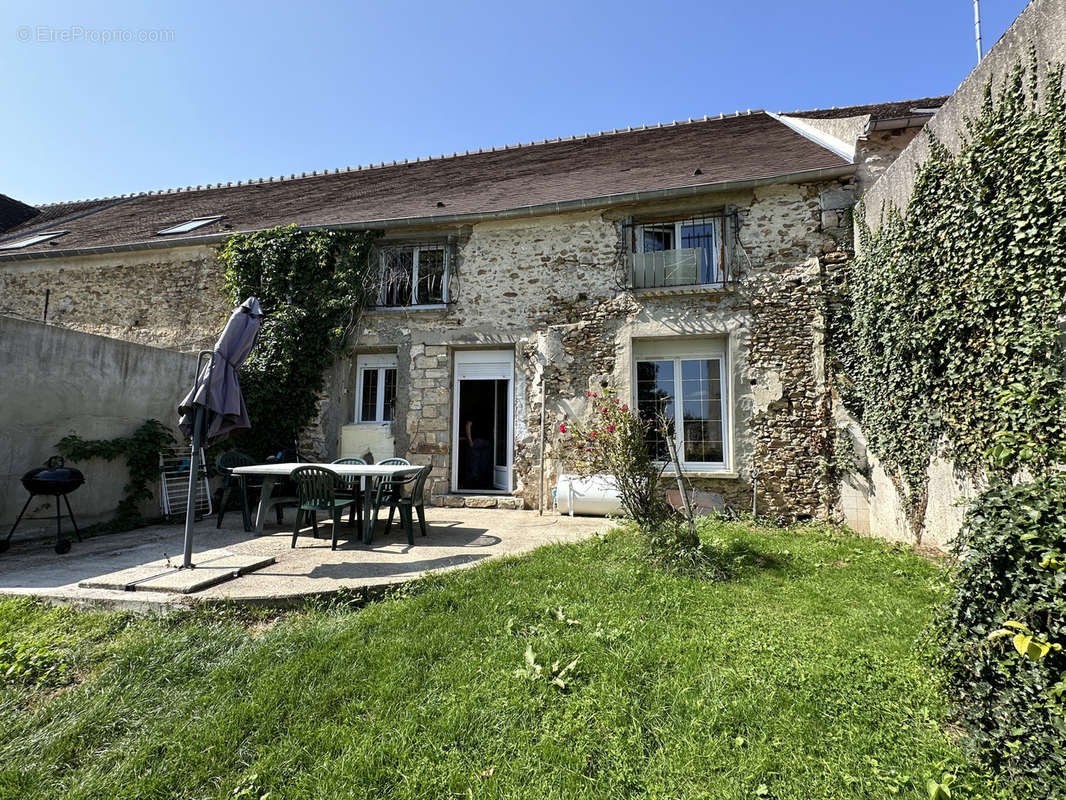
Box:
(632, 338, 728, 469)
(356, 354, 397, 423)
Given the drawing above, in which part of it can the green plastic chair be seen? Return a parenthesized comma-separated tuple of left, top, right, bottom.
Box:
(371, 464, 432, 545)
(369, 457, 413, 538)
(332, 456, 367, 527)
(290, 466, 355, 551)
(215, 451, 257, 532)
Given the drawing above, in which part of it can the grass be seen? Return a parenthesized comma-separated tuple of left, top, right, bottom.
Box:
(0, 519, 1005, 799)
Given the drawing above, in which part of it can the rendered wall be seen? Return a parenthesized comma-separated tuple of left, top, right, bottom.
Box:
(0, 316, 196, 534)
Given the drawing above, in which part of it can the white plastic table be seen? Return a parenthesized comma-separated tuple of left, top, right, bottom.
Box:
(232, 462, 420, 543)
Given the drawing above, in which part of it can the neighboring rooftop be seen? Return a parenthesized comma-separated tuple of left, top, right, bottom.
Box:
(0, 99, 939, 259)
(0, 194, 40, 234)
(781, 96, 948, 120)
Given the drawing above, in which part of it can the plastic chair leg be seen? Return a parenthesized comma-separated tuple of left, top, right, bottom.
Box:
(368, 501, 381, 545)
(216, 483, 231, 528)
(415, 503, 427, 537)
(239, 477, 252, 532)
(401, 505, 414, 546)
(331, 508, 342, 550)
(290, 509, 302, 548)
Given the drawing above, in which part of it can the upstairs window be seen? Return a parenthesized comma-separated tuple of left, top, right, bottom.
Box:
(625, 211, 734, 289)
(356, 354, 397, 423)
(377, 243, 449, 307)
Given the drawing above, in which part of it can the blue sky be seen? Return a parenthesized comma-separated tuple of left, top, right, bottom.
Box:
(1, 0, 1032, 205)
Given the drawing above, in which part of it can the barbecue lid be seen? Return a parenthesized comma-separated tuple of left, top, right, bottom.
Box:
(21, 456, 85, 492)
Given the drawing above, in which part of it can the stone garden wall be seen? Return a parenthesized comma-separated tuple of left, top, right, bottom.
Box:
(840, 0, 1066, 548)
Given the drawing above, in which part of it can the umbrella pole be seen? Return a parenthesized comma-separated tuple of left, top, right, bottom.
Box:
(181, 351, 215, 569)
(181, 405, 204, 569)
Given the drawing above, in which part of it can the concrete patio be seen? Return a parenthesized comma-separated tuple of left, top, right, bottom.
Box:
(0, 507, 612, 612)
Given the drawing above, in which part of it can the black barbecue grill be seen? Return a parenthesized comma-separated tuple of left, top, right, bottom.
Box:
(4, 456, 84, 555)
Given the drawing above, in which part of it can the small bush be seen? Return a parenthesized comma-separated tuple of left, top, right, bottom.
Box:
(644, 522, 730, 579)
(934, 473, 1066, 795)
(557, 387, 671, 533)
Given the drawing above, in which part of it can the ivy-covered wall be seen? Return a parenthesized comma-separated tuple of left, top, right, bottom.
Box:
(834, 57, 1066, 545)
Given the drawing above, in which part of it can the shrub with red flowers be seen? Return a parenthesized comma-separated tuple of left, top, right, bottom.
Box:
(556, 387, 671, 534)
(557, 387, 729, 577)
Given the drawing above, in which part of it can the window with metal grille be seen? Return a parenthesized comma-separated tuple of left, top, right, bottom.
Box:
(377, 242, 449, 307)
(623, 210, 736, 289)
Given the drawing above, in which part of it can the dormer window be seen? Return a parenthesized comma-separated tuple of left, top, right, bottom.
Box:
(157, 216, 224, 235)
(0, 230, 68, 250)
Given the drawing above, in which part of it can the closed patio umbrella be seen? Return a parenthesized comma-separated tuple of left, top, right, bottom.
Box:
(177, 297, 262, 568)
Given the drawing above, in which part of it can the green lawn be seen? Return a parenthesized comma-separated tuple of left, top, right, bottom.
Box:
(0, 520, 1004, 799)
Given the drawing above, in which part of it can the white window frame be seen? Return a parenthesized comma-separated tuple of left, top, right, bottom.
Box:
(451, 349, 515, 494)
(378, 244, 449, 307)
(632, 338, 730, 471)
(632, 215, 723, 286)
(355, 354, 398, 423)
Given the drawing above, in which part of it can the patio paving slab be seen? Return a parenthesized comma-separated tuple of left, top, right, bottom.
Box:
(80, 552, 277, 594)
(0, 507, 612, 612)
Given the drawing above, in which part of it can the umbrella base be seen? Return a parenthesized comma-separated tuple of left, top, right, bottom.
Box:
(80, 553, 275, 594)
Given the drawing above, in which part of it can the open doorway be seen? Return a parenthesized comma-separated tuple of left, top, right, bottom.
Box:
(452, 350, 513, 492)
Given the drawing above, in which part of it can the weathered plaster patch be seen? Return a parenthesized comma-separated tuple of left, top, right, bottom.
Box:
(752, 371, 785, 413)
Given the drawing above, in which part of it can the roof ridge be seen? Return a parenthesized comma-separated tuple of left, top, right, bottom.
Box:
(32, 109, 767, 207)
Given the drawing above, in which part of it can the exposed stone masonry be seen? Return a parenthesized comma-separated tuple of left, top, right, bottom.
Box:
(0, 245, 225, 352)
(1, 174, 881, 522)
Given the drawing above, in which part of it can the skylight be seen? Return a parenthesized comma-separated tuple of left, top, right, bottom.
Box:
(0, 230, 69, 250)
(157, 215, 225, 235)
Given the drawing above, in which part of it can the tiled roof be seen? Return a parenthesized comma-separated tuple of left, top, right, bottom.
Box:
(0, 194, 40, 234)
(0, 110, 853, 257)
(781, 96, 948, 120)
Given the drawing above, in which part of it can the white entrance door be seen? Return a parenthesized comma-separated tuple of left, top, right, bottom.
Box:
(452, 350, 514, 493)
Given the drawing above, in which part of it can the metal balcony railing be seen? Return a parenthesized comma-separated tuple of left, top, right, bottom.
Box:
(623, 210, 737, 290)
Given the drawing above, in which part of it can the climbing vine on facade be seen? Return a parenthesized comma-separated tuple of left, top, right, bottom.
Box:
(218, 225, 379, 458)
(830, 59, 1066, 522)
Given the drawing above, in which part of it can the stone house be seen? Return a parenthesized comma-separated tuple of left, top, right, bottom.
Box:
(0, 97, 942, 518)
